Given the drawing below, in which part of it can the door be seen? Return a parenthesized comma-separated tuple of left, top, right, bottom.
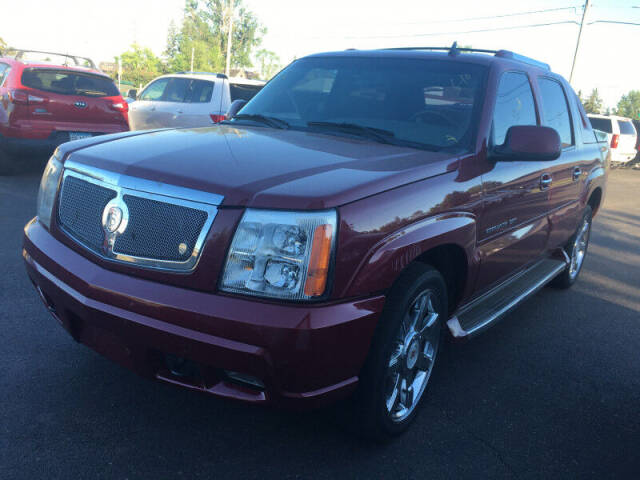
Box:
(476, 71, 551, 291)
(536, 77, 583, 249)
(129, 77, 170, 130)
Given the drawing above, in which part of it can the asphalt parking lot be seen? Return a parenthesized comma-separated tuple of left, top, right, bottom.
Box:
(1, 161, 639, 479)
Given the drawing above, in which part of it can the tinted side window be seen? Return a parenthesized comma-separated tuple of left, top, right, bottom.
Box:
(572, 90, 598, 144)
(139, 78, 169, 101)
(588, 117, 612, 133)
(493, 72, 537, 146)
(187, 79, 214, 103)
(230, 83, 263, 102)
(163, 78, 190, 102)
(538, 78, 573, 147)
(618, 120, 636, 135)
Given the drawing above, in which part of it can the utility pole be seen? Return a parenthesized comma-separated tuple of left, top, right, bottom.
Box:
(190, 46, 194, 72)
(225, 0, 234, 76)
(569, 0, 590, 84)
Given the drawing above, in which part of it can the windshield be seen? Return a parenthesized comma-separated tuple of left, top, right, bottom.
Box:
(236, 56, 487, 151)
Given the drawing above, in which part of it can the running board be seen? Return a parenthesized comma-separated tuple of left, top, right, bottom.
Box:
(447, 257, 568, 339)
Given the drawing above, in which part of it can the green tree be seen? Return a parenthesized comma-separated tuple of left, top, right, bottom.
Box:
(616, 90, 640, 119)
(165, 0, 265, 74)
(118, 43, 164, 88)
(583, 88, 603, 114)
(0, 37, 7, 52)
(254, 49, 281, 80)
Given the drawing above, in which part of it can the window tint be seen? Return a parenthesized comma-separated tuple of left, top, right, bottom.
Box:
(21, 69, 119, 97)
(230, 83, 263, 102)
(241, 57, 487, 151)
(187, 79, 214, 103)
(139, 78, 169, 101)
(572, 91, 598, 143)
(538, 78, 573, 147)
(618, 120, 636, 135)
(163, 78, 190, 102)
(493, 72, 537, 146)
(588, 117, 612, 133)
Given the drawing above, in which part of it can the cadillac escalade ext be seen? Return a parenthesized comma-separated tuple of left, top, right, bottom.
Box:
(23, 46, 608, 439)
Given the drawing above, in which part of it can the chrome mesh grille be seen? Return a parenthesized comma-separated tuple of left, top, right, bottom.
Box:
(56, 169, 217, 271)
(58, 176, 116, 251)
(114, 195, 207, 261)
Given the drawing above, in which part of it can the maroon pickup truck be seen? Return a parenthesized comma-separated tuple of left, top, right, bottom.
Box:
(23, 46, 607, 439)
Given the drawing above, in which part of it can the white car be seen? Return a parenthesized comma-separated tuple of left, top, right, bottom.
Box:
(128, 72, 264, 130)
(587, 114, 638, 165)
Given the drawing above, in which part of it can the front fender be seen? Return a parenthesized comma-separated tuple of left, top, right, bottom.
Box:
(343, 212, 478, 298)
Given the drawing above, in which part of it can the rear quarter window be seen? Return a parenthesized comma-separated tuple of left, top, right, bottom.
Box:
(617, 120, 636, 135)
(21, 69, 120, 97)
(187, 79, 215, 103)
(230, 83, 262, 102)
(588, 117, 612, 133)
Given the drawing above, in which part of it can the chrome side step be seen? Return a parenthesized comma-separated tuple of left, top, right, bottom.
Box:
(447, 257, 568, 339)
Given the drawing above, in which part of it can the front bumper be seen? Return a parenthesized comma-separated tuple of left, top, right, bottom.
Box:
(23, 219, 385, 408)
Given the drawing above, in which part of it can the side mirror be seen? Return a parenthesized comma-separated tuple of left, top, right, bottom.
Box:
(226, 99, 247, 120)
(492, 125, 561, 161)
(127, 89, 137, 100)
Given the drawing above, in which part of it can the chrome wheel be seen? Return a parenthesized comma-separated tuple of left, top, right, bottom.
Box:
(568, 216, 590, 280)
(385, 289, 441, 423)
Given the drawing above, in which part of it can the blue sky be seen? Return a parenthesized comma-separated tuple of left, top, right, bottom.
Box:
(3, 0, 639, 108)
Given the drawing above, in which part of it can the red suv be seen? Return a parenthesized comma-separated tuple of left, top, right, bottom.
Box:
(23, 46, 607, 439)
(0, 50, 129, 174)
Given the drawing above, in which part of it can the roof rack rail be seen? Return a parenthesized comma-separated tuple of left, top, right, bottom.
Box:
(3, 48, 98, 70)
(176, 71, 227, 79)
(383, 41, 551, 70)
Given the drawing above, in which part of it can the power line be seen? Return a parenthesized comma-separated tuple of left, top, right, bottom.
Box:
(587, 20, 640, 26)
(341, 20, 580, 40)
(387, 5, 581, 26)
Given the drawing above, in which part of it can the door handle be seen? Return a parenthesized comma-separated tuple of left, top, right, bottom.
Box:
(176, 110, 183, 114)
(540, 173, 552, 190)
(572, 166, 582, 181)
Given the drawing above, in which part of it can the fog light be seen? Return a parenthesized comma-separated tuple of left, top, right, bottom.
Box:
(224, 370, 265, 390)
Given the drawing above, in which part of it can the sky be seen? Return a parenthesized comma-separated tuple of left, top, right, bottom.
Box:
(1, 0, 639, 109)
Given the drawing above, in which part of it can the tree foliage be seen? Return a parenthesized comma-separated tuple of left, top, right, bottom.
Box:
(0, 37, 7, 51)
(616, 90, 640, 119)
(583, 88, 603, 114)
(254, 49, 281, 80)
(118, 44, 164, 88)
(166, 0, 265, 73)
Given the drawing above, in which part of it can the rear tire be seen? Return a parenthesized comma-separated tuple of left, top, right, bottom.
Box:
(552, 205, 592, 289)
(355, 263, 447, 441)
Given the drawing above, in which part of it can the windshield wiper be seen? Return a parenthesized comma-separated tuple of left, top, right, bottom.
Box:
(306, 121, 395, 144)
(230, 114, 289, 129)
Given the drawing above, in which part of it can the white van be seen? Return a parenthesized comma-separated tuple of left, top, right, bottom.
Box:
(128, 72, 264, 130)
(587, 114, 638, 165)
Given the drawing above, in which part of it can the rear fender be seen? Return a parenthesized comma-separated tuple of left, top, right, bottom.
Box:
(344, 212, 478, 298)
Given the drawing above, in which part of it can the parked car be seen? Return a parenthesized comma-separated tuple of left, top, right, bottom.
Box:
(23, 45, 607, 439)
(128, 72, 264, 130)
(0, 49, 130, 174)
(587, 114, 637, 166)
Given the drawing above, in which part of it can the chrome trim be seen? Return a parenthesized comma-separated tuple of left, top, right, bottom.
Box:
(58, 161, 222, 272)
(64, 159, 224, 206)
(447, 259, 567, 338)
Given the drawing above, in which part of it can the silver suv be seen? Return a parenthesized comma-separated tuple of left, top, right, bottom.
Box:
(128, 72, 264, 130)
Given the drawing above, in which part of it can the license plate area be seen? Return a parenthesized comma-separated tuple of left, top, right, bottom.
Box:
(68, 132, 92, 141)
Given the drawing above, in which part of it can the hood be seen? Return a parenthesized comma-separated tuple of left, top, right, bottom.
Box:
(61, 126, 461, 209)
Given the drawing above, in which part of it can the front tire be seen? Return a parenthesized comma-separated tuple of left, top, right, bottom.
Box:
(552, 205, 592, 289)
(356, 263, 447, 440)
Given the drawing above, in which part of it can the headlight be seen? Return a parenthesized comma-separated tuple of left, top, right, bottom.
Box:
(221, 209, 337, 300)
(36, 151, 63, 229)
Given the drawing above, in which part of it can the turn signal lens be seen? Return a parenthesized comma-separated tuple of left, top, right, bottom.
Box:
(304, 224, 333, 297)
